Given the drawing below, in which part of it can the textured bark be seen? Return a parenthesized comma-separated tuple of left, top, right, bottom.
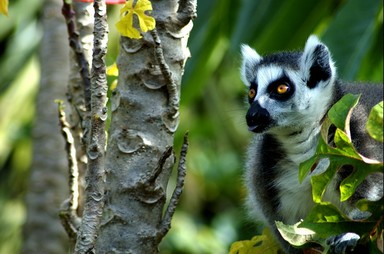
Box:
(73, 0, 108, 253)
(22, 0, 70, 253)
(95, 1, 195, 253)
(68, 0, 94, 217)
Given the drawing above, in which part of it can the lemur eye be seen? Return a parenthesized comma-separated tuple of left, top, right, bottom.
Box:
(276, 84, 290, 94)
(248, 88, 256, 99)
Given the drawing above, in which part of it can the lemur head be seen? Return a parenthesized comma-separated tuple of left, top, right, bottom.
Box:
(241, 35, 337, 134)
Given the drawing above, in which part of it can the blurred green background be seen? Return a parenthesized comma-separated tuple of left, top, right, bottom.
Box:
(0, 0, 382, 253)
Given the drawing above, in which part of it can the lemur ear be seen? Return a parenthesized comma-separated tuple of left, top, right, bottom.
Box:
(241, 44, 262, 87)
(300, 35, 335, 88)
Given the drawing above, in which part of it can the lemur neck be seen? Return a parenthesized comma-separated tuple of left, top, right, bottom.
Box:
(272, 124, 321, 165)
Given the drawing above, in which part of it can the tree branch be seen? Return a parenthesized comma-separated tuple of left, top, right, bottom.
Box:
(73, 0, 108, 252)
(157, 132, 189, 241)
(61, 0, 92, 113)
(56, 100, 81, 243)
(151, 29, 179, 121)
(67, 1, 95, 216)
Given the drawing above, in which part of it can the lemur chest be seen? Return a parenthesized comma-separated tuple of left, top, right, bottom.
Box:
(275, 163, 314, 224)
(273, 128, 320, 223)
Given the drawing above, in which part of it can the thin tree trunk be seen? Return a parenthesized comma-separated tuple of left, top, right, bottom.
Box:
(95, 1, 196, 253)
(22, 0, 70, 253)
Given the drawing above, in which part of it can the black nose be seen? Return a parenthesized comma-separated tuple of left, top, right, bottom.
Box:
(246, 102, 272, 132)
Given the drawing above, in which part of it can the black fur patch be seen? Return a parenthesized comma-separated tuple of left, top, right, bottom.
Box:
(307, 45, 331, 88)
(256, 134, 282, 213)
(259, 52, 301, 70)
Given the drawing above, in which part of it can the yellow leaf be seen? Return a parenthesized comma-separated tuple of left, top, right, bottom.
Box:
(115, 0, 156, 38)
(106, 62, 119, 77)
(229, 228, 281, 254)
(110, 79, 118, 91)
(0, 0, 9, 16)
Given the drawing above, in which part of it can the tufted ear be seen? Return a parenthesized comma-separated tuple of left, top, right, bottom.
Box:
(241, 44, 262, 87)
(300, 35, 336, 88)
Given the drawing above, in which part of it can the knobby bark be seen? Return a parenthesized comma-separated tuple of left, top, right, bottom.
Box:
(67, 1, 94, 217)
(58, 0, 196, 253)
(94, 1, 196, 253)
(73, 0, 108, 253)
(22, 0, 70, 253)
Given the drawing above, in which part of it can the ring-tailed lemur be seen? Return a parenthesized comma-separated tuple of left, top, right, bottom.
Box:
(241, 35, 383, 254)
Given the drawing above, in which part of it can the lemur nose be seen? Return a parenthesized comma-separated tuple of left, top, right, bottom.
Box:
(246, 102, 271, 132)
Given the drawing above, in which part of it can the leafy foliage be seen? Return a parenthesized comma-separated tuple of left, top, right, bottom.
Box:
(278, 94, 384, 252)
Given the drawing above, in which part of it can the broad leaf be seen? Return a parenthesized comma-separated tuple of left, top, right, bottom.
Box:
(327, 93, 360, 132)
(366, 101, 384, 142)
(299, 203, 377, 239)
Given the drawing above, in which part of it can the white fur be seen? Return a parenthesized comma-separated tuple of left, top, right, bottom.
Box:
(271, 125, 321, 223)
(255, 65, 284, 105)
(241, 44, 262, 86)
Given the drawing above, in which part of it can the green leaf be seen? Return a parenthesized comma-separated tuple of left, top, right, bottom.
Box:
(327, 93, 360, 132)
(356, 198, 384, 221)
(298, 155, 318, 183)
(366, 101, 384, 142)
(310, 161, 337, 203)
(299, 203, 376, 238)
(340, 163, 383, 202)
(333, 129, 357, 156)
(302, 203, 347, 224)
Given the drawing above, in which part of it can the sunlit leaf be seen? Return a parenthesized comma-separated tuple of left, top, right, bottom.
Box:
(299, 203, 376, 238)
(366, 101, 384, 142)
(115, 0, 156, 39)
(110, 79, 118, 91)
(107, 62, 119, 76)
(276, 221, 317, 247)
(327, 93, 360, 133)
(229, 228, 281, 254)
(340, 162, 382, 202)
(0, 0, 8, 16)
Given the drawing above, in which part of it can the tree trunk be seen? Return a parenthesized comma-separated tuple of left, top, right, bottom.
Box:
(94, 1, 195, 253)
(22, 0, 70, 253)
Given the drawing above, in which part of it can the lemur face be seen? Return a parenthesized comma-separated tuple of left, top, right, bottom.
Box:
(241, 36, 336, 134)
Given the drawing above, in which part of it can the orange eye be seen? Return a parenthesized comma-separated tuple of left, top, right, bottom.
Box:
(248, 88, 256, 99)
(276, 84, 289, 94)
